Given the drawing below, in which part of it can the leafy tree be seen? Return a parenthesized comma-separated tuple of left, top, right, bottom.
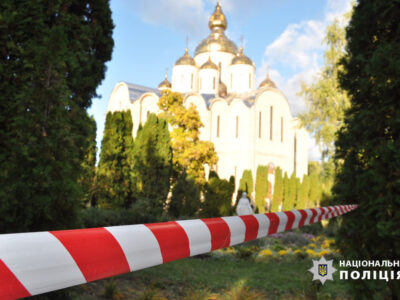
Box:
(202, 176, 235, 217)
(97, 111, 134, 209)
(78, 116, 97, 206)
(238, 169, 254, 197)
(299, 11, 351, 162)
(334, 0, 400, 297)
(157, 90, 218, 184)
(282, 172, 290, 211)
(308, 173, 320, 208)
(0, 0, 113, 233)
(297, 174, 310, 209)
(132, 114, 172, 217)
(255, 165, 269, 213)
(271, 167, 283, 212)
(169, 172, 201, 218)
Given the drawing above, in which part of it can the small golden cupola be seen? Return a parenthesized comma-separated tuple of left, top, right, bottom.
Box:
(258, 72, 277, 89)
(157, 74, 171, 91)
(200, 56, 219, 70)
(175, 48, 196, 66)
(231, 47, 254, 66)
(208, 1, 227, 30)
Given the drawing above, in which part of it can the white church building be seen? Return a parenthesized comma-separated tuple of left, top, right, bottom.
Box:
(107, 2, 309, 197)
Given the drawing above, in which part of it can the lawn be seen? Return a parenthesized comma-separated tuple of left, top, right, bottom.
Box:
(69, 232, 352, 300)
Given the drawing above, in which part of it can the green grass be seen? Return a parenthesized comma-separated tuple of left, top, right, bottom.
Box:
(70, 254, 352, 299)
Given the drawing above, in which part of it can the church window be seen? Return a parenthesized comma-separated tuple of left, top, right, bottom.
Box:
(236, 116, 239, 138)
(249, 74, 251, 88)
(217, 115, 220, 138)
(281, 117, 284, 142)
(258, 111, 262, 138)
(213, 77, 216, 90)
(270, 106, 273, 141)
(230, 73, 233, 88)
(191, 74, 194, 89)
(180, 74, 184, 84)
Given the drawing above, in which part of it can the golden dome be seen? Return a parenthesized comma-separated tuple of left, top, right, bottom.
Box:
(231, 48, 254, 66)
(194, 2, 238, 55)
(175, 48, 196, 66)
(200, 57, 218, 70)
(158, 75, 171, 90)
(259, 73, 277, 89)
(208, 2, 227, 30)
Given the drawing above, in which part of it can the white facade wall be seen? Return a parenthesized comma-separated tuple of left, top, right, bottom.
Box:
(172, 65, 198, 94)
(199, 68, 219, 94)
(228, 64, 255, 94)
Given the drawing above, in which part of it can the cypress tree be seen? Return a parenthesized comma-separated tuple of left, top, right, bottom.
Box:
(334, 1, 400, 297)
(169, 173, 201, 218)
(132, 114, 172, 217)
(202, 176, 234, 217)
(297, 174, 310, 209)
(97, 111, 135, 209)
(271, 167, 283, 212)
(308, 173, 320, 208)
(255, 165, 269, 213)
(282, 172, 290, 211)
(238, 169, 254, 198)
(0, 0, 113, 233)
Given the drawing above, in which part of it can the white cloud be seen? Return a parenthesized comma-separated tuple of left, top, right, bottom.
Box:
(122, 0, 210, 38)
(257, 0, 352, 160)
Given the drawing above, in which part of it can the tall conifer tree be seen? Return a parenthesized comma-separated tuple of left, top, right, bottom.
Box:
(255, 165, 269, 213)
(97, 111, 134, 209)
(334, 1, 400, 297)
(0, 0, 113, 232)
(132, 114, 172, 216)
(271, 167, 283, 212)
(282, 172, 290, 210)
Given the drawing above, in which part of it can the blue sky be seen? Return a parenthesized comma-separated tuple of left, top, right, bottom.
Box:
(89, 0, 352, 161)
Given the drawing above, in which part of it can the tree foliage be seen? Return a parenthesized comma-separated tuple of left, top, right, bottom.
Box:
(169, 173, 201, 218)
(132, 114, 172, 216)
(255, 165, 269, 213)
(297, 174, 310, 209)
(0, 0, 113, 233)
(308, 172, 320, 208)
(202, 176, 235, 217)
(238, 169, 254, 197)
(97, 111, 134, 209)
(334, 1, 400, 297)
(299, 11, 351, 161)
(271, 167, 283, 212)
(282, 172, 290, 211)
(157, 90, 218, 184)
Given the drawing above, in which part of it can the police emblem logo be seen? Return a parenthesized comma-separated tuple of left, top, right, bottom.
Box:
(318, 264, 327, 276)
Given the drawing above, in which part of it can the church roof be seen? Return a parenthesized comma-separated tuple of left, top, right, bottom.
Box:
(175, 48, 196, 66)
(124, 82, 160, 102)
(231, 48, 254, 66)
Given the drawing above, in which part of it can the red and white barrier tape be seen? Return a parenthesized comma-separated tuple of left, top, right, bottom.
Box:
(0, 205, 357, 299)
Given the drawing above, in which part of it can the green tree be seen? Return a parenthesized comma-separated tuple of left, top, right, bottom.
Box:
(168, 172, 201, 218)
(157, 90, 218, 184)
(255, 165, 269, 213)
(78, 116, 97, 206)
(0, 0, 113, 233)
(308, 173, 320, 208)
(97, 111, 134, 209)
(132, 114, 172, 217)
(238, 169, 254, 197)
(282, 172, 290, 211)
(334, 1, 400, 297)
(297, 174, 310, 209)
(299, 11, 351, 162)
(271, 167, 283, 212)
(202, 176, 235, 217)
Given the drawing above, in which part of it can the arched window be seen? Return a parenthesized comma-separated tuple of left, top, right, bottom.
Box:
(191, 73, 194, 89)
(249, 74, 251, 88)
(217, 115, 220, 138)
(213, 77, 216, 90)
(236, 116, 239, 138)
(270, 106, 273, 141)
(230, 73, 233, 88)
(281, 117, 284, 142)
(258, 111, 262, 138)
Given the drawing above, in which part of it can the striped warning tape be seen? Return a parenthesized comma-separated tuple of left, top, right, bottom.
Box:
(0, 205, 357, 299)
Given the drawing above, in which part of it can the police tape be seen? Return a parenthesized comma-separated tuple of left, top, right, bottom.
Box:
(0, 205, 357, 299)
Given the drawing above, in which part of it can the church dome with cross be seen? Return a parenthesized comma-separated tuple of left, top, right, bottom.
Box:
(107, 1, 309, 200)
